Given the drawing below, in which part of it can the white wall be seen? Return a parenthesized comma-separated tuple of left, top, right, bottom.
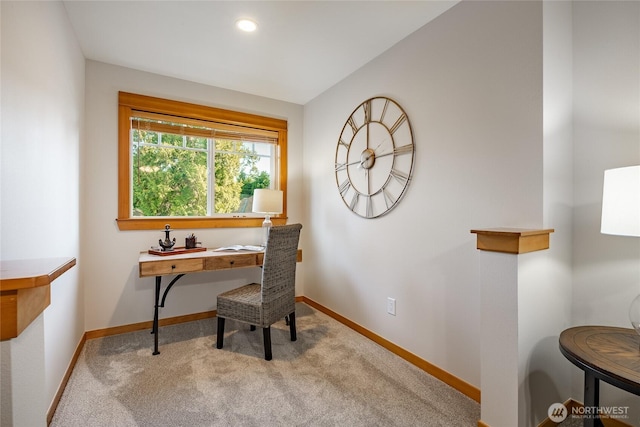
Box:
(1, 1, 84, 424)
(83, 61, 305, 331)
(303, 0, 543, 392)
(572, 1, 640, 422)
(515, 1, 575, 424)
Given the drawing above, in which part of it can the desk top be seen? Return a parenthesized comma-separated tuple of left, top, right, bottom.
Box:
(559, 326, 640, 396)
(138, 249, 264, 262)
(138, 248, 301, 278)
(138, 248, 262, 263)
(139, 248, 265, 277)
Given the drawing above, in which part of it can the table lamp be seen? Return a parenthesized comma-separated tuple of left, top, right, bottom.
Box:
(600, 165, 640, 346)
(252, 189, 283, 247)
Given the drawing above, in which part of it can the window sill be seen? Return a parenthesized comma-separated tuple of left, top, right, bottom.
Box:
(116, 216, 288, 231)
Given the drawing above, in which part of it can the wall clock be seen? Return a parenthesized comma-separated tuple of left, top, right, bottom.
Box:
(335, 97, 415, 218)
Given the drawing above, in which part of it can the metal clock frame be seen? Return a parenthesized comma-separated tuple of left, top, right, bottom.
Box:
(334, 96, 415, 218)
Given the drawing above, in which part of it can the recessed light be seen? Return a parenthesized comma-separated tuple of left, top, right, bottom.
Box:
(236, 19, 258, 33)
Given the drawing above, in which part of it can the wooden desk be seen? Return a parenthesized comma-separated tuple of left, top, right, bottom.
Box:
(0, 257, 77, 340)
(559, 326, 640, 427)
(139, 248, 301, 355)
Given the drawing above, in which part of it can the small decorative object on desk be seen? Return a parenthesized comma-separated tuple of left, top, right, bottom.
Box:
(629, 294, 640, 350)
(158, 224, 176, 252)
(185, 233, 200, 249)
(149, 226, 206, 256)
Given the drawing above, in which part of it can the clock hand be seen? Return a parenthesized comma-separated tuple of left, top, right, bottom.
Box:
(369, 138, 390, 155)
(336, 159, 365, 169)
(376, 145, 413, 159)
(365, 168, 370, 193)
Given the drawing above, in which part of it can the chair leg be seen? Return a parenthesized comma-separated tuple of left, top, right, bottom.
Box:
(216, 317, 225, 349)
(263, 327, 272, 361)
(289, 312, 297, 341)
(250, 325, 256, 331)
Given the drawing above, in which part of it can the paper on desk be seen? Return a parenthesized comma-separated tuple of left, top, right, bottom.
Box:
(214, 245, 264, 251)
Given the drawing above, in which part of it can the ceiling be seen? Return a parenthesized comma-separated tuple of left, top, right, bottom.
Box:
(63, 1, 458, 105)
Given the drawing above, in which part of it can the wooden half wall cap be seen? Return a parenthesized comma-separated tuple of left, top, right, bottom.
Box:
(470, 228, 554, 254)
(0, 257, 76, 340)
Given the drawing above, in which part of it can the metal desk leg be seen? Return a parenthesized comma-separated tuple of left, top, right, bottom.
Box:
(152, 276, 161, 355)
(151, 273, 184, 355)
(583, 370, 603, 427)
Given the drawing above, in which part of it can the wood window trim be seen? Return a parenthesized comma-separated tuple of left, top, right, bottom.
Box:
(117, 92, 288, 231)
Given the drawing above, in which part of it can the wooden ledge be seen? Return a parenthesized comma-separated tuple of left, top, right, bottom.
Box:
(1, 257, 76, 340)
(470, 228, 554, 254)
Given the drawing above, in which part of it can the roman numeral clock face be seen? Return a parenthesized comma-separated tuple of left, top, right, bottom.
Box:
(335, 97, 415, 218)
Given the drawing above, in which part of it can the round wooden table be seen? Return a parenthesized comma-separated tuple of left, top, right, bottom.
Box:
(559, 326, 640, 427)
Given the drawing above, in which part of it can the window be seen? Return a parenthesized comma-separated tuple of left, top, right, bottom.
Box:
(117, 92, 288, 230)
(130, 116, 276, 216)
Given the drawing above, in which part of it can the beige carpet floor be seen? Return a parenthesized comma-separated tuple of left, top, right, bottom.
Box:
(51, 303, 480, 426)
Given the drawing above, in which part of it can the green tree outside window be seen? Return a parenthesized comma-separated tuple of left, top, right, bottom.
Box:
(132, 128, 271, 217)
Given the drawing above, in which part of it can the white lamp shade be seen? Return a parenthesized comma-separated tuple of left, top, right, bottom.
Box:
(601, 165, 640, 237)
(252, 189, 283, 214)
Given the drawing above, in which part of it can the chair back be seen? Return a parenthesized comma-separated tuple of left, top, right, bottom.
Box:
(260, 224, 302, 316)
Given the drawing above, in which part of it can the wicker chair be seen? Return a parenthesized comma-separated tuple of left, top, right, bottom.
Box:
(216, 223, 302, 360)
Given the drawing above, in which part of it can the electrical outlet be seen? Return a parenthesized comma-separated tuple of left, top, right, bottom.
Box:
(387, 297, 396, 316)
